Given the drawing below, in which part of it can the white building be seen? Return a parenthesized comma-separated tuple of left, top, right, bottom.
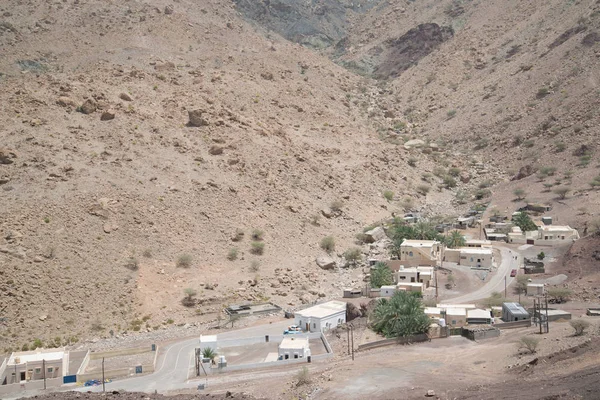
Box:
(467, 309, 492, 325)
(508, 224, 579, 245)
(464, 239, 493, 248)
(380, 285, 396, 297)
(295, 301, 346, 333)
(278, 337, 310, 360)
(393, 266, 434, 288)
(444, 247, 494, 269)
(1, 349, 67, 384)
(396, 282, 424, 293)
(526, 283, 545, 296)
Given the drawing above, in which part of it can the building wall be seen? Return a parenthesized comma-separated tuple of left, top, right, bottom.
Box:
(2, 359, 63, 384)
(278, 345, 309, 360)
(445, 314, 466, 327)
(459, 251, 493, 268)
(399, 246, 439, 267)
(380, 286, 396, 297)
(295, 310, 346, 333)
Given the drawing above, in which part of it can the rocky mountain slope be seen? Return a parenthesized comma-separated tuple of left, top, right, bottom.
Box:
(1, 0, 599, 353)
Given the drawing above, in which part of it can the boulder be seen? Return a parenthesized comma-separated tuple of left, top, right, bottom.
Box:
(316, 256, 336, 270)
(511, 164, 537, 181)
(164, 5, 174, 14)
(346, 302, 362, 322)
(100, 111, 115, 121)
(364, 226, 386, 243)
(119, 92, 133, 102)
(57, 96, 77, 107)
(79, 99, 97, 114)
(403, 139, 425, 149)
(187, 109, 209, 127)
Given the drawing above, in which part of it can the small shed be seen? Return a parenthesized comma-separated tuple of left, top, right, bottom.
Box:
(380, 285, 396, 297)
(467, 309, 492, 325)
(445, 308, 467, 327)
(526, 283, 545, 296)
(502, 302, 529, 322)
(278, 337, 310, 360)
(541, 216, 552, 225)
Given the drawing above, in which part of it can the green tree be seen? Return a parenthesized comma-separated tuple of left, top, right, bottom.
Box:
(445, 230, 466, 249)
(513, 212, 537, 232)
(344, 247, 362, 265)
(515, 275, 528, 296)
(371, 292, 431, 338)
(513, 188, 526, 200)
(553, 186, 570, 199)
(413, 221, 441, 240)
(202, 347, 217, 360)
(370, 262, 393, 288)
(537, 251, 545, 260)
(390, 223, 416, 258)
(547, 288, 572, 303)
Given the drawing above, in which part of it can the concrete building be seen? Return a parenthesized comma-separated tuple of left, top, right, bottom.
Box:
(424, 307, 443, 319)
(380, 285, 396, 297)
(467, 309, 493, 325)
(1, 349, 67, 384)
(396, 282, 424, 293)
(437, 304, 477, 310)
(502, 302, 530, 322)
(393, 266, 434, 288)
(526, 283, 545, 296)
(444, 248, 494, 269)
(464, 239, 493, 248)
(295, 301, 346, 333)
(445, 308, 467, 327)
(399, 240, 442, 267)
(508, 224, 579, 245)
(278, 337, 310, 360)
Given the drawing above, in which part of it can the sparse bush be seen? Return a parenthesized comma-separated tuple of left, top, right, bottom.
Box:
(578, 155, 591, 167)
(344, 247, 362, 265)
(416, 184, 431, 195)
(250, 260, 260, 272)
(537, 251, 545, 260)
(296, 366, 311, 386)
(570, 319, 590, 336)
(513, 188, 526, 200)
(250, 241, 265, 255)
(421, 172, 433, 182)
(177, 254, 193, 268)
(91, 319, 104, 332)
(547, 288, 573, 303)
(320, 236, 335, 253)
(125, 257, 139, 271)
(433, 167, 446, 177)
(553, 186, 570, 199)
(536, 87, 550, 99)
(383, 190, 394, 202)
(227, 248, 238, 261)
(408, 157, 417, 167)
(519, 336, 540, 354)
(142, 249, 152, 258)
(182, 288, 197, 307)
(443, 175, 457, 189)
(32, 339, 43, 350)
(474, 138, 488, 150)
(455, 190, 467, 204)
(251, 229, 264, 241)
(554, 142, 566, 153)
(523, 139, 535, 148)
(330, 200, 344, 212)
(401, 197, 414, 210)
(448, 167, 461, 177)
(447, 109, 457, 119)
(484, 292, 504, 308)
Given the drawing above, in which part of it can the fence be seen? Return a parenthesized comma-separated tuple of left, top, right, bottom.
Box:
(462, 327, 500, 341)
(357, 334, 429, 351)
(495, 319, 532, 330)
(0, 377, 63, 396)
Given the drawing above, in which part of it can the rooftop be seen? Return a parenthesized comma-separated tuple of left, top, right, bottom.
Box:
(400, 239, 440, 247)
(467, 309, 491, 319)
(295, 300, 346, 319)
(279, 337, 309, 350)
(8, 349, 65, 364)
(446, 308, 467, 316)
(437, 304, 476, 309)
(396, 282, 423, 287)
(503, 302, 529, 316)
(424, 307, 442, 315)
(465, 240, 492, 245)
(527, 283, 544, 287)
(540, 225, 574, 232)
(459, 248, 493, 255)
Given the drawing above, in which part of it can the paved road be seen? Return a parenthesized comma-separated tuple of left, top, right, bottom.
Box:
(444, 245, 520, 304)
(76, 320, 292, 394)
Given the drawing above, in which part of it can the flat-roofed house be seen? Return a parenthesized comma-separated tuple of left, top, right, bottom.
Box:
(278, 337, 310, 360)
(393, 266, 434, 288)
(294, 301, 347, 333)
(2, 349, 67, 384)
(399, 239, 442, 267)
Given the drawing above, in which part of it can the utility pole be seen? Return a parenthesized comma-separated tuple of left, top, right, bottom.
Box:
(42, 359, 46, 390)
(504, 276, 507, 297)
(347, 326, 350, 356)
(545, 292, 550, 333)
(350, 325, 355, 361)
(102, 357, 105, 393)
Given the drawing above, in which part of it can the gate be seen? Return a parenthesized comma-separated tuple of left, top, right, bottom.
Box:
(449, 327, 462, 336)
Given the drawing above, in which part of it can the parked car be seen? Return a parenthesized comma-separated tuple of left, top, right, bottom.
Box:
(283, 325, 303, 334)
(510, 269, 517, 277)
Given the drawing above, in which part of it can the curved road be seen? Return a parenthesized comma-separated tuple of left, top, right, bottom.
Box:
(444, 244, 520, 304)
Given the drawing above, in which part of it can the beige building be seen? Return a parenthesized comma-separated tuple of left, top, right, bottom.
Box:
(399, 240, 442, 267)
(527, 283, 545, 296)
(445, 308, 467, 327)
(1, 349, 67, 384)
(393, 266, 434, 288)
(509, 224, 579, 245)
(444, 247, 494, 269)
(464, 239, 492, 248)
(396, 282, 424, 293)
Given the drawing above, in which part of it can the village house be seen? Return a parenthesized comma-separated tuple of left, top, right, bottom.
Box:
(502, 302, 530, 322)
(294, 301, 346, 333)
(380, 285, 396, 297)
(396, 282, 424, 293)
(1, 349, 67, 385)
(399, 239, 442, 267)
(445, 308, 467, 327)
(466, 309, 493, 325)
(393, 266, 434, 288)
(444, 247, 494, 269)
(278, 337, 310, 360)
(508, 224, 579, 245)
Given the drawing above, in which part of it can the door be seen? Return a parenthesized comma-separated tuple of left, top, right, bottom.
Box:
(527, 239, 534, 244)
(20, 371, 25, 382)
(305, 322, 309, 332)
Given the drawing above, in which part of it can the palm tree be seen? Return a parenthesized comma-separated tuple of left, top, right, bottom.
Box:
(445, 230, 466, 249)
(202, 347, 217, 361)
(371, 292, 431, 338)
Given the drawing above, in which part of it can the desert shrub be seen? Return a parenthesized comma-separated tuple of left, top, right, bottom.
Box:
(523, 139, 535, 148)
(448, 167, 461, 177)
(547, 288, 573, 303)
(227, 247, 238, 261)
(478, 180, 493, 189)
(553, 186, 570, 199)
(249, 260, 260, 272)
(251, 229, 264, 241)
(296, 366, 311, 386)
(177, 254, 193, 268)
(518, 336, 540, 354)
(250, 241, 265, 255)
(578, 155, 591, 167)
(433, 167, 446, 177)
(344, 247, 362, 264)
(91, 319, 104, 332)
(142, 249, 152, 258)
(401, 197, 414, 210)
(32, 339, 43, 350)
(416, 184, 431, 195)
(124, 257, 139, 271)
(474, 138, 488, 149)
(474, 188, 491, 199)
(310, 214, 321, 226)
(455, 190, 467, 204)
(408, 157, 417, 167)
(421, 172, 433, 182)
(447, 109, 457, 119)
(537, 251, 545, 260)
(536, 87, 550, 98)
(383, 190, 394, 202)
(443, 175, 457, 188)
(513, 188, 526, 200)
(590, 175, 600, 189)
(182, 288, 197, 307)
(330, 200, 344, 212)
(570, 319, 590, 336)
(320, 236, 335, 253)
(554, 142, 566, 152)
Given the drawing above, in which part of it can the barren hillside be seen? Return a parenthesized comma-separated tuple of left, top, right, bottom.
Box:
(1, 0, 599, 354)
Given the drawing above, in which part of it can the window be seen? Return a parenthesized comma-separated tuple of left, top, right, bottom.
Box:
(47, 367, 54, 373)
(313, 323, 316, 329)
(34, 368, 41, 374)
(409, 251, 413, 257)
